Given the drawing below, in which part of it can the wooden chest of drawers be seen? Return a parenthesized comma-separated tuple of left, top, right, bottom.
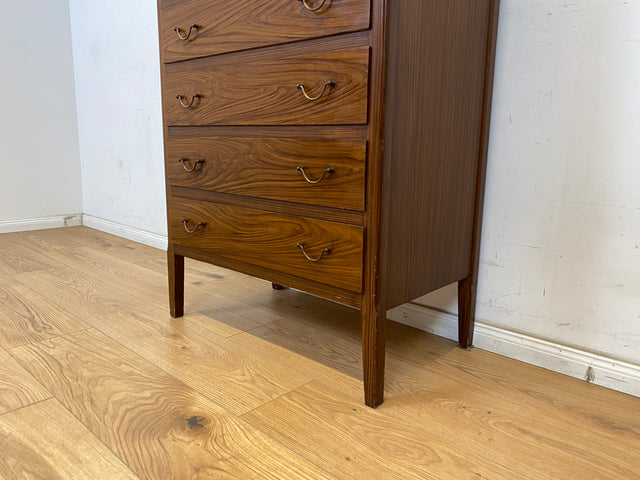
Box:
(158, 0, 500, 407)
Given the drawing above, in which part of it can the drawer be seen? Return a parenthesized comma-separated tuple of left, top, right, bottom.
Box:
(168, 198, 363, 292)
(162, 46, 369, 126)
(158, 0, 371, 63)
(165, 135, 366, 211)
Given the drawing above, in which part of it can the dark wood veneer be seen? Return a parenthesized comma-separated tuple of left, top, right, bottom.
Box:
(159, 0, 371, 63)
(169, 198, 364, 293)
(165, 135, 366, 211)
(171, 244, 363, 309)
(162, 45, 370, 126)
(170, 187, 365, 226)
(379, 0, 492, 308)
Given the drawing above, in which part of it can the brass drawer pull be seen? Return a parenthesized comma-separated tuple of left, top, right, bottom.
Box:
(296, 81, 335, 101)
(298, 0, 328, 12)
(178, 158, 204, 172)
(176, 94, 201, 108)
(181, 219, 206, 234)
(174, 24, 200, 41)
(296, 243, 332, 262)
(296, 166, 334, 184)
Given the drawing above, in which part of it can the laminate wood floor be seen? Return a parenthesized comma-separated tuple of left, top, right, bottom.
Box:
(0, 226, 638, 479)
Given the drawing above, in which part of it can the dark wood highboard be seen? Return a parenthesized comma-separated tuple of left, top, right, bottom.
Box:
(157, 0, 500, 407)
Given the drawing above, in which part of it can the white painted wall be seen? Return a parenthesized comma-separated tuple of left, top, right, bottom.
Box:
(402, 0, 640, 370)
(0, 0, 82, 228)
(68, 0, 166, 237)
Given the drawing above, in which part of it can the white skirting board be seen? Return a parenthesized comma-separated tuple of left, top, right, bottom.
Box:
(387, 302, 640, 398)
(0, 213, 166, 249)
(81, 215, 167, 250)
(0, 214, 83, 234)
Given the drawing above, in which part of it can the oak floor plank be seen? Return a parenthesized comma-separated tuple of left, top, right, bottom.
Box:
(244, 381, 524, 480)
(138, 255, 246, 284)
(1, 230, 69, 255)
(316, 307, 640, 454)
(436, 347, 640, 444)
(244, 311, 639, 479)
(21, 226, 161, 263)
(260, 286, 460, 364)
(380, 360, 638, 480)
(241, 308, 451, 391)
(0, 398, 139, 479)
(14, 266, 127, 327)
(246, 317, 363, 379)
(0, 282, 89, 348)
(366, 318, 640, 444)
(0, 348, 51, 415)
(0, 234, 63, 276)
(253, 288, 640, 464)
(375, 321, 640, 451)
(10, 329, 335, 480)
(36, 244, 171, 311)
(138, 255, 301, 335)
(36, 241, 282, 337)
(228, 329, 365, 402)
(75, 229, 320, 336)
(92, 308, 311, 415)
(135, 250, 341, 322)
(3, 227, 639, 479)
(14, 267, 310, 415)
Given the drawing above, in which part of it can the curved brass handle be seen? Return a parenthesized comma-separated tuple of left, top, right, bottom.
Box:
(181, 219, 206, 234)
(176, 94, 201, 108)
(174, 24, 200, 41)
(298, 0, 328, 12)
(296, 81, 335, 101)
(296, 243, 332, 262)
(296, 166, 334, 184)
(178, 158, 204, 172)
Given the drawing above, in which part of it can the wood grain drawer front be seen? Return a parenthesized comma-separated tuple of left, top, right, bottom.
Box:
(166, 136, 366, 211)
(163, 47, 369, 126)
(169, 199, 363, 292)
(159, 0, 371, 63)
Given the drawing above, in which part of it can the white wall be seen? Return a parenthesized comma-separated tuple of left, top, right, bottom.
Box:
(68, 0, 166, 238)
(393, 0, 640, 389)
(481, 0, 640, 363)
(0, 0, 82, 229)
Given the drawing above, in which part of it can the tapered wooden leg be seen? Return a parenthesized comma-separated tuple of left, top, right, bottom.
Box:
(361, 301, 386, 408)
(168, 246, 184, 318)
(458, 275, 476, 348)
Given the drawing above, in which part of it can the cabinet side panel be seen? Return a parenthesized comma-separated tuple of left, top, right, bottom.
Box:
(381, 0, 492, 309)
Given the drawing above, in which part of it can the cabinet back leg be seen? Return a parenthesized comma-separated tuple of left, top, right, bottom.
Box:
(168, 248, 185, 318)
(458, 275, 476, 348)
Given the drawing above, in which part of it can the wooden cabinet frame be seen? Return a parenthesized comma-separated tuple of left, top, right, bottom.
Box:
(159, 0, 501, 407)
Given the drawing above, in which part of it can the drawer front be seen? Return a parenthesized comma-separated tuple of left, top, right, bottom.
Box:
(166, 135, 366, 211)
(159, 0, 371, 63)
(169, 198, 363, 292)
(162, 47, 369, 126)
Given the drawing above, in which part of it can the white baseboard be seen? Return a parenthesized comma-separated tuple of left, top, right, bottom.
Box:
(81, 215, 167, 250)
(387, 303, 640, 398)
(0, 214, 82, 234)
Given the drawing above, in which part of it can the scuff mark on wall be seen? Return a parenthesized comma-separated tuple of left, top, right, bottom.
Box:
(585, 366, 596, 383)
